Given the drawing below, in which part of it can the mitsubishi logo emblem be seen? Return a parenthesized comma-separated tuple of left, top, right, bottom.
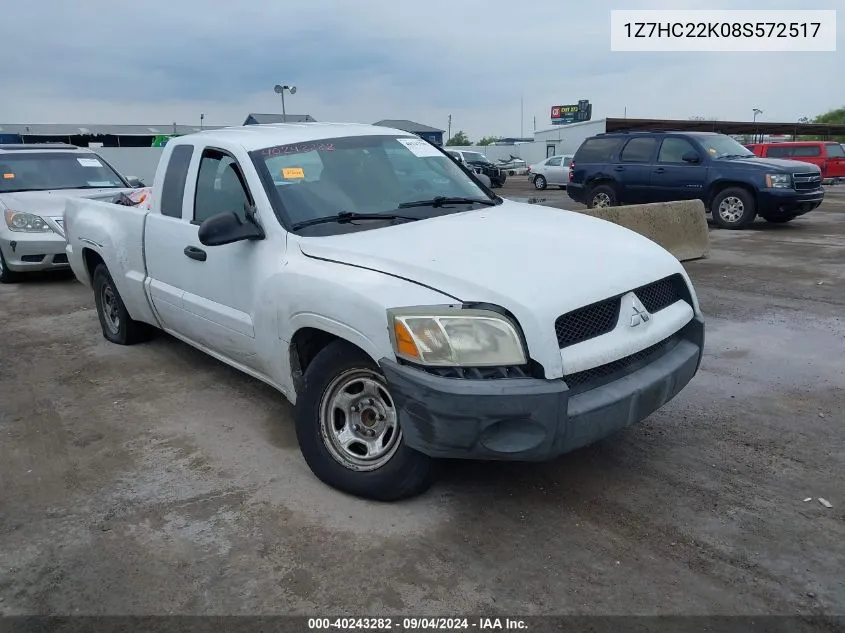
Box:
(629, 296, 651, 327)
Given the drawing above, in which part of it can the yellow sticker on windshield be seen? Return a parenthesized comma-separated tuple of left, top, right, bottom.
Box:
(2, 173, 14, 179)
(282, 167, 305, 179)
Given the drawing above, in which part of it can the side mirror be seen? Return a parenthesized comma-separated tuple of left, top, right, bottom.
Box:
(126, 176, 144, 187)
(198, 211, 265, 246)
(682, 151, 700, 164)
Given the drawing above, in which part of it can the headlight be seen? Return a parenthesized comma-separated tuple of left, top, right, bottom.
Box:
(4, 210, 52, 232)
(389, 307, 527, 367)
(765, 173, 792, 189)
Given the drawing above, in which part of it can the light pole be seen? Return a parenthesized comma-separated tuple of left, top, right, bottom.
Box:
(200, 113, 204, 130)
(273, 84, 297, 122)
(752, 108, 763, 143)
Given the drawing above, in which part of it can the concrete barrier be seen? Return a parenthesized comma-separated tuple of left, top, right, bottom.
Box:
(534, 199, 711, 262)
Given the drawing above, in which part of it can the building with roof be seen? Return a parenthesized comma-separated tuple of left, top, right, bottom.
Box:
(0, 123, 226, 147)
(244, 113, 317, 125)
(373, 120, 444, 146)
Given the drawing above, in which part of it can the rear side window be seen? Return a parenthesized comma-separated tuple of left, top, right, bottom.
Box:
(765, 146, 793, 158)
(575, 137, 624, 163)
(620, 137, 657, 163)
(159, 145, 194, 218)
(793, 145, 822, 157)
(826, 143, 845, 158)
(546, 157, 562, 166)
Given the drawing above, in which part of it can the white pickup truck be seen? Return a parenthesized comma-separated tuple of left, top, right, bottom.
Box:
(64, 123, 705, 501)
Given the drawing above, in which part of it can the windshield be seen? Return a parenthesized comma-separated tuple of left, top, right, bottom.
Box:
(251, 135, 496, 233)
(0, 152, 127, 193)
(826, 143, 845, 158)
(697, 135, 755, 159)
(461, 151, 489, 163)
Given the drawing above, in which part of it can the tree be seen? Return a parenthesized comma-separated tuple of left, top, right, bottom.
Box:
(477, 136, 502, 146)
(689, 115, 719, 121)
(797, 107, 845, 142)
(445, 131, 471, 146)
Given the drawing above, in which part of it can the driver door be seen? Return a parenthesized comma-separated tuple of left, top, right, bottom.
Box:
(175, 148, 261, 368)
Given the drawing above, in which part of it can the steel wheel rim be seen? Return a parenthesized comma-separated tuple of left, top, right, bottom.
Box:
(319, 368, 401, 471)
(101, 284, 121, 334)
(593, 192, 611, 207)
(718, 196, 744, 223)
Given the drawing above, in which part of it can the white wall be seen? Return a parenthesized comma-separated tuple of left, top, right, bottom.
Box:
(94, 147, 164, 184)
(533, 119, 608, 157)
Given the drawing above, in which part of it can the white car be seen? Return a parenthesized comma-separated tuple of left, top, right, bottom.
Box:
(528, 155, 574, 190)
(64, 123, 704, 501)
(0, 143, 138, 283)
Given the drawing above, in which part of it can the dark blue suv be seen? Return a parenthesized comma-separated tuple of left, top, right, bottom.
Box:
(567, 131, 824, 229)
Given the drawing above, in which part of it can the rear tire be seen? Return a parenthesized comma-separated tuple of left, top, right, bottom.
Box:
(294, 340, 437, 501)
(0, 249, 21, 284)
(587, 184, 618, 208)
(533, 175, 547, 190)
(711, 187, 756, 229)
(92, 264, 153, 345)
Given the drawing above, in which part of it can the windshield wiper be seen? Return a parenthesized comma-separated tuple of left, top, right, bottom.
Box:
(398, 196, 498, 209)
(290, 211, 420, 231)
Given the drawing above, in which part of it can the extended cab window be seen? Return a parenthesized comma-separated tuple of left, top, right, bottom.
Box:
(193, 150, 252, 224)
(160, 145, 194, 218)
(658, 138, 697, 163)
(793, 145, 822, 157)
(765, 146, 793, 158)
(574, 138, 623, 163)
(620, 137, 657, 163)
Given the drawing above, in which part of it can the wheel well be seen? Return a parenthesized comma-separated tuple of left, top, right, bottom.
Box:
(81, 248, 105, 282)
(289, 328, 343, 395)
(705, 181, 756, 209)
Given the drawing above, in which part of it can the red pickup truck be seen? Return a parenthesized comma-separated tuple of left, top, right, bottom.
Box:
(745, 141, 845, 180)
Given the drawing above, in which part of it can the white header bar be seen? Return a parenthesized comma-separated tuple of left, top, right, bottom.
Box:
(610, 10, 836, 52)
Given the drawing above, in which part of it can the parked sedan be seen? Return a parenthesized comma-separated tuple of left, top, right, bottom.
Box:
(0, 143, 137, 283)
(528, 155, 573, 190)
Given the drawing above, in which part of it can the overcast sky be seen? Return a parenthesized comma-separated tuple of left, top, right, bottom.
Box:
(2, 0, 842, 140)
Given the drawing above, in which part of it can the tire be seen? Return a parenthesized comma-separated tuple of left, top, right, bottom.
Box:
(0, 249, 22, 284)
(711, 187, 756, 229)
(294, 340, 437, 501)
(587, 184, 618, 209)
(763, 215, 796, 224)
(92, 264, 153, 345)
(533, 175, 547, 190)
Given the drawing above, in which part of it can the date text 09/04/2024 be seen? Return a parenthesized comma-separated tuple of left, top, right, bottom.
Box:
(307, 618, 528, 630)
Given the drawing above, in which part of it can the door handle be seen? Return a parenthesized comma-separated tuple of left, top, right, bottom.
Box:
(184, 245, 207, 262)
(613, 166, 625, 171)
(653, 167, 666, 174)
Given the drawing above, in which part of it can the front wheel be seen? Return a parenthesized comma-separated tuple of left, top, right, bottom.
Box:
(711, 187, 756, 229)
(294, 340, 437, 501)
(0, 249, 21, 284)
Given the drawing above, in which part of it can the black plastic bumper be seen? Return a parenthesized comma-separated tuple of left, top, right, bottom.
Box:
(379, 317, 704, 461)
(757, 188, 824, 216)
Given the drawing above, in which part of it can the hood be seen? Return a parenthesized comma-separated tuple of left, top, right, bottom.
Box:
(0, 188, 134, 218)
(717, 156, 822, 173)
(295, 200, 686, 339)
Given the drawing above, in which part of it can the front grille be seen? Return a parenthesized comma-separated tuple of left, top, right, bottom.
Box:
(564, 335, 680, 392)
(422, 365, 530, 379)
(794, 172, 822, 191)
(555, 274, 689, 348)
(21, 254, 45, 263)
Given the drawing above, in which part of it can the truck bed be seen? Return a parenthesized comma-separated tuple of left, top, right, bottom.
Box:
(64, 197, 159, 327)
